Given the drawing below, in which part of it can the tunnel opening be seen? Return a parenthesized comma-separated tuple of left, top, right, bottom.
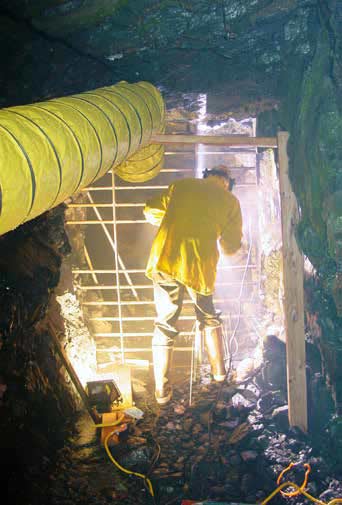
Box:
(62, 96, 283, 398)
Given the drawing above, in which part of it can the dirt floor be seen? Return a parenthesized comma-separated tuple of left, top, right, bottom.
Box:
(46, 360, 342, 505)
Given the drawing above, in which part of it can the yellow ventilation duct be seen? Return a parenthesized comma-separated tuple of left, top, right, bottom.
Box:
(0, 81, 165, 236)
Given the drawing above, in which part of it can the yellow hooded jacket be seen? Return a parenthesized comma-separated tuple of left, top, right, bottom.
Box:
(144, 177, 243, 296)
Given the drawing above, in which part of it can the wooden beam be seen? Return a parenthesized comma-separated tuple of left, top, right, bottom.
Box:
(151, 133, 278, 148)
(278, 131, 308, 432)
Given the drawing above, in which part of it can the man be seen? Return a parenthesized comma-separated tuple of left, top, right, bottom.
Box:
(144, 165, 243, 404)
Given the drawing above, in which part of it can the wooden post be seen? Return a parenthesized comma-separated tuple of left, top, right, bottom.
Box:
(277, 131, 308, 432)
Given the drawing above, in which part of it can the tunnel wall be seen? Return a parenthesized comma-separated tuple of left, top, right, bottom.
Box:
(0, 207, 79, 503)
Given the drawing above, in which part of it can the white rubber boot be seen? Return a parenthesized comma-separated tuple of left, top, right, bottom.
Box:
(203, 325, 226, 382)
(152, 345, 173, 405)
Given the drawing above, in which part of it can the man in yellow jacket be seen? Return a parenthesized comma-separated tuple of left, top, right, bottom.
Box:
(144, 165, 243, 404)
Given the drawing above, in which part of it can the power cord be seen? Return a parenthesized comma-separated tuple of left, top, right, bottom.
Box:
(104, 425, 155, 499)
(225, 217, 254, 367)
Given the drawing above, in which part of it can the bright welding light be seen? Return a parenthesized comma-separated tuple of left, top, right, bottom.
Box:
(196, 94, 207, 178)
(56, 292, 97, 387)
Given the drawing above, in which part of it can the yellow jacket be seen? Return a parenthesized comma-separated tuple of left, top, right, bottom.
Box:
(144, 177, 242, 295)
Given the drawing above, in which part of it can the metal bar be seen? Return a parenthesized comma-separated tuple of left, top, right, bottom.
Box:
(95, 359, 150, 368)
(81, 183, 256, 192)
(120, 358, 149, 367)
(77, 278, 257, 290)
(78, 281, 256, 289)
(66, 220, 147, 224)
(99, 164, 255, 171)
(72, 265, 257, 274)
(68, 206, 258, 223)
(68, 203, 114, 208)
(115, 203, 145, 207)
(111, 169, 125, 364)
(75, 269, 147, 273)
(82, 294, 257, 306)
(165, 151, 193, 155)
(73, 201, 222, 209)
(160, 168, 194, 173)
(97, 347, 193, 353)
(90, 312, 253, 322)
(83, 299, 255, 306)
(84, 244, 99, 286)
(74, 269, 147, 274)
(93, 323, 254, 337)
(121, 183, 256, 188)
(68, 203, 145, 208)
(86, 192, 139, 300)
(151, 133, 278, 147)
(95, 332, 195, 337)
(81, 186, 169, 191)
(114, 203, 145, 207)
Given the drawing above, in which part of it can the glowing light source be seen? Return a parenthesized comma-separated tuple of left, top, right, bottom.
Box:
(56, 292, 97, 387)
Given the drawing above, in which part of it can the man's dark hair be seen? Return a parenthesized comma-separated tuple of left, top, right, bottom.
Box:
(202, 168, 235, 190)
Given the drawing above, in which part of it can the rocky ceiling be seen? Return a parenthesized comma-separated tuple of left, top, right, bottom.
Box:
(0, 1, 341, 321)
(0, 0, 323, 100)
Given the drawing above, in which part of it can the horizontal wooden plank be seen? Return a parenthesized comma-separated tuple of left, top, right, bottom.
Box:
(151, 133, 277, 148)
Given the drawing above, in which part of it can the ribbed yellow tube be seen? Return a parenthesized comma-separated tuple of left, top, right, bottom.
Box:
(0, 81, 165, 236)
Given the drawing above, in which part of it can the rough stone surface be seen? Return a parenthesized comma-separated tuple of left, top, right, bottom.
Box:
(44, 359, 342, 505)
(0, 207, 79, 505)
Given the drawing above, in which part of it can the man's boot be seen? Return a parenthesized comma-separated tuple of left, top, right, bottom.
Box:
(152, 345, 173, 404)
(203, 325, 226, 382)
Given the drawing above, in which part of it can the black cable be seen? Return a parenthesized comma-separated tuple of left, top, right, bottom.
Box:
(140, 397, 161, 504)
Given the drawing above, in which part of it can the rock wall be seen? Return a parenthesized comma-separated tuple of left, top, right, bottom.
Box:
(281, 1, 342, 313)
(0, 208, 79, 504)
(278, 1, 342, 407)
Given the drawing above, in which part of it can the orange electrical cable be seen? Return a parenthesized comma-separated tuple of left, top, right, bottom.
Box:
(277, 462, 311, 497)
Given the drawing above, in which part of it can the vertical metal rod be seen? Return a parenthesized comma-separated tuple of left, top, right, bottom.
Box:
(111, 170, 125, 364)
(228, 217, 253, 359)
(84, 244, 99, 285)
(189, 324, 196, 406)
(86, 191, 139, 300)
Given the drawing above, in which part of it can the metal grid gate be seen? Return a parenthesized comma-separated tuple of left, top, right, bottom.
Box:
(67, 121, 262, 371)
